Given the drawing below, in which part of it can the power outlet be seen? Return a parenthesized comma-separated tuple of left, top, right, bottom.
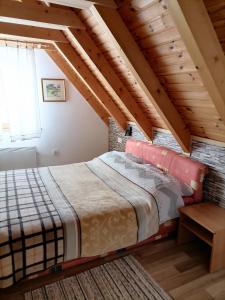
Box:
(117, 137, 122, 144)
(52, 148, 59, 156)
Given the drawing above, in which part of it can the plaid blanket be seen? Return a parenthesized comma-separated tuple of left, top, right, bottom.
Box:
(0, 168, 64, 288)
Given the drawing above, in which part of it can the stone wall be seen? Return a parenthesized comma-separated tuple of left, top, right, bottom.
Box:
(109, 118, 225, 208)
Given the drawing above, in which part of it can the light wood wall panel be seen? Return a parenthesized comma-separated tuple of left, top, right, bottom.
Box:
(65, 28, 154, 140)
(204, 0, 225, 54)
(2, 0, 224, 143)
(78, 0, 225, 142)
(78, 9, 166, 130)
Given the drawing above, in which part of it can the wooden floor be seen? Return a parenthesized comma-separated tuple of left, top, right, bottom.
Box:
(134, 239, 225, 300)
(1, 238, 225, 300)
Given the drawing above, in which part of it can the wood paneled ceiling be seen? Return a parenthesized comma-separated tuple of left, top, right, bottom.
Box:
(0, 0, 225, 152)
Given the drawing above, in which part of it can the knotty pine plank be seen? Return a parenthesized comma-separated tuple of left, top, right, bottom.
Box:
(154, 62, 197, 75)
(159, 72, 202, 85)
(118, 0, 168, 29)
(138, 27, 181, 49)
(130, 13, 175, 40)
(149, 52, 193, 68)
(146, 39, 187, 58)
(173, 100, 214, 108)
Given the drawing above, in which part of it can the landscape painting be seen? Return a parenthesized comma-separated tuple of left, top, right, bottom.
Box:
(42, 79, 66, 102)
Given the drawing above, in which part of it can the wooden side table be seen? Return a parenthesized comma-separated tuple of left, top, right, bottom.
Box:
(177, 202, 225, 272)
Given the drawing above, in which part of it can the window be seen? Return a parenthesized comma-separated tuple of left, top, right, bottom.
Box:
(0, 46, 41, 142)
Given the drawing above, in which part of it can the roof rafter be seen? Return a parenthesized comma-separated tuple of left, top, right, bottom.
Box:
(0, 22, 68, 42)
(40, 0, 117, 9)
(66, 27, 153, 140)
(168, 0, 225, 126)
(46, 49, 110, 125)
(54, 42, 128, 130)
(90, 5, 191, 152)
(0, 0, 85, 29)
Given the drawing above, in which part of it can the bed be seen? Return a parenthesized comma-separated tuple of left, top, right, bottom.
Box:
(0, 140, 208, 289)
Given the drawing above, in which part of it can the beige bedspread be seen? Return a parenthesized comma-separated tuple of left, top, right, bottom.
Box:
(49, 162, 138, 257)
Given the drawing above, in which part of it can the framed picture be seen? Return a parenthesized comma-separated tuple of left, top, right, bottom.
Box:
(41, 78, 66, 102)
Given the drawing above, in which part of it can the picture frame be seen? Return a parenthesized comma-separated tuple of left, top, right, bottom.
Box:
(41, 78, 66, 102)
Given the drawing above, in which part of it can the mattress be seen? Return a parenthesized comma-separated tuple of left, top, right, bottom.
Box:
(0, 151, 201, 288)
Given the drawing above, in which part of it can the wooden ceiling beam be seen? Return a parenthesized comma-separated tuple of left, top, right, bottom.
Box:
(0, 22, 68, 42)
(40, 0, 117, 9)
(168, 0, 225, 126)
(46, 49, 110, 125)
(54, 42, 128, 130)
(66, 27, 153, 140)
(0, 0, 85, 29)
(90, 5, 191, 152)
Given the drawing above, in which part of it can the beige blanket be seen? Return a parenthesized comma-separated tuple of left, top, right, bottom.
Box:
(50, 162, 138, 257)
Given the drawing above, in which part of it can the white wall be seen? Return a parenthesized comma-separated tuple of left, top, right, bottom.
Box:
(1, 49, 108, 167)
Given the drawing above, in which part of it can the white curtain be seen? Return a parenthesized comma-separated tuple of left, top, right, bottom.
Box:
(0, 46, 41, 142)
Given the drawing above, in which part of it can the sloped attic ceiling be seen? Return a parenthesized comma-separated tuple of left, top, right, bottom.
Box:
(0, 0, 225, 152)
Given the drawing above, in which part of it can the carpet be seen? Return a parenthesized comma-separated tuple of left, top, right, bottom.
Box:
(25, 256, 172, 299)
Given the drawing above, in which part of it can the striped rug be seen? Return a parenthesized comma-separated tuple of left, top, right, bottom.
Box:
(25, 256, 171, 300)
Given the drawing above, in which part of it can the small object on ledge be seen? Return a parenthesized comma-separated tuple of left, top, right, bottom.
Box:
(177, 202, 225, 273)
(125, 125, 132, 136)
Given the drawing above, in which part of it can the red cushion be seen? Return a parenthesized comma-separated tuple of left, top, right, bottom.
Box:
(125, 140, 208, 202)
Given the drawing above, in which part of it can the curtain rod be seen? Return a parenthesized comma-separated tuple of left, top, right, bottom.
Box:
(0, 39, 54, 50)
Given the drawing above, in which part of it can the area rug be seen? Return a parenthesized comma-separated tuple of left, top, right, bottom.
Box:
(25, 256, 172, 300)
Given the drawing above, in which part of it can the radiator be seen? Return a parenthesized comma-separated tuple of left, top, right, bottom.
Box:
(0, 147, 37, 171)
